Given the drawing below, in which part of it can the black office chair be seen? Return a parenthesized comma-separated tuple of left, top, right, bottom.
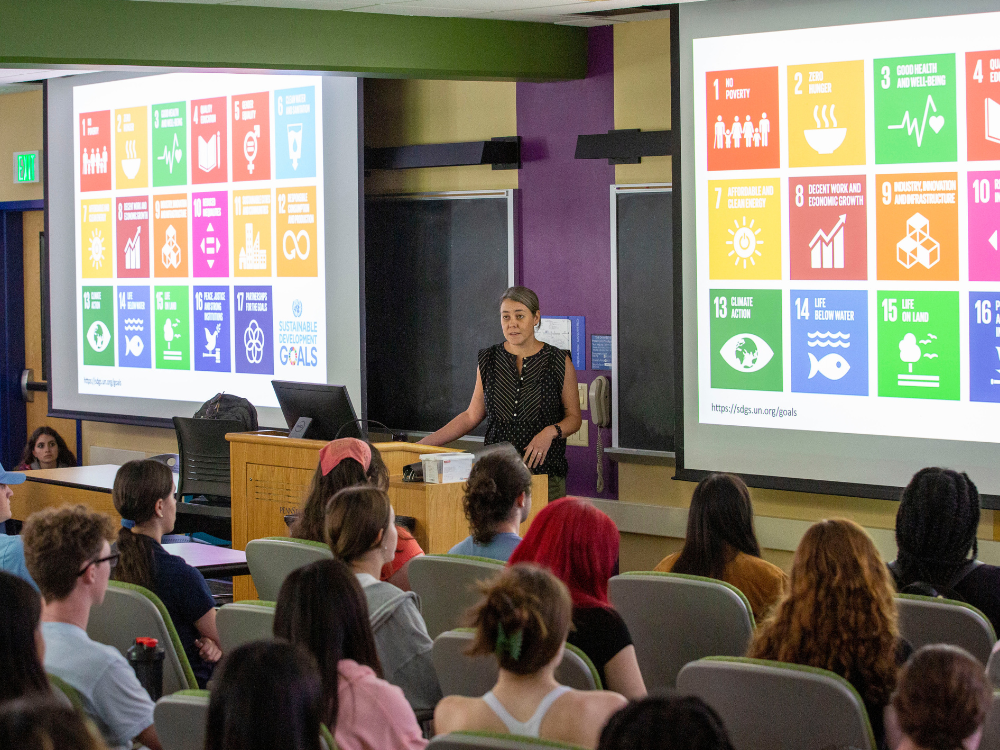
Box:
(172, 418, 245, 543)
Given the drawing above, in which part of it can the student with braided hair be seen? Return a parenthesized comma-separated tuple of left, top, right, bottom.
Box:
(434, 563, 626, 749)
(889, 468, 1000, 634)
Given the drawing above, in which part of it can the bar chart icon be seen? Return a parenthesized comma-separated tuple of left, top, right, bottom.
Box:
(809, 214, 846, 269)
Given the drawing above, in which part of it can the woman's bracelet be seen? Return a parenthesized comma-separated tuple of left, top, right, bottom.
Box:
(552, 424, 563, 439)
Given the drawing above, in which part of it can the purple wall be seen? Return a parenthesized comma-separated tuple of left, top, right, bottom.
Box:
(517, 26, 617, 499)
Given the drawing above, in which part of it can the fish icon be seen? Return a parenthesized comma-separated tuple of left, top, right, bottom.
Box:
(808, 352, 850, 381)
(125, 335, 144, 357)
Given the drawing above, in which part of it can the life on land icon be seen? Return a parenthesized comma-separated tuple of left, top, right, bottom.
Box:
(898, 332, 940, 388)
(162, 318, 183, 362)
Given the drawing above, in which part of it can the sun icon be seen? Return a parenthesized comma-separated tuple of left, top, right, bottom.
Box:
(726, 217, 763, 268)
(88, 229, 105, 269)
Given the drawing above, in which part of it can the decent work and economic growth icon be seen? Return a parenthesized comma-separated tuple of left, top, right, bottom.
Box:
(788, 176, 867, 281)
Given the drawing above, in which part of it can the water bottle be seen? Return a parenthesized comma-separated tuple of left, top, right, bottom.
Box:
(126, 637, 165, 701)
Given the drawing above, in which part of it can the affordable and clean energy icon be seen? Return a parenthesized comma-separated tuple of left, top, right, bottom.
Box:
(804, 104, 846, 154)
(898, 332, 939, 388)
(88, 229, 106, 269)
(888, 94, 945, 147)
(719, 333, 774, 373)
(203, 323, 222, 364)
(897, 213, 940, 270)
(726, 217, 764, 269)
(162, 318, 183, 361)
(244, 320, 265, 364)
(809, 215, 846, 269)
(86, 320, 110, 353)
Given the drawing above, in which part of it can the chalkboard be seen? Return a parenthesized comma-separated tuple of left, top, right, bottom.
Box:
(365, 193, 512, 435)
(614, 188, 675, 452)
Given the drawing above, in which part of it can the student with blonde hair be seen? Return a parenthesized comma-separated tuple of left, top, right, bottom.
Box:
(434, 563, 626, 749)
(325, 485, 441, 713)
(748, 519, 905, 750)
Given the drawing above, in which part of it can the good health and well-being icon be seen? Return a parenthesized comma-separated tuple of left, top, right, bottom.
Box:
(152, 101, 187, 187)
(874, 54, 957, 164)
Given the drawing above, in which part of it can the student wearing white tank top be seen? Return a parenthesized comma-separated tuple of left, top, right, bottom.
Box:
(434, 564, 626, 750)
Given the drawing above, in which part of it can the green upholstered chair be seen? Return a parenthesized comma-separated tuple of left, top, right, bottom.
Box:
(608, 571, 755, 690)
(429, 731, 585, 750)
(216, 600, 276, 652)
(320, 724, 337, 750)
(677, 656, 876, 750)
(977, 691, 1000, 750)
(245, 537, 333, 601)
(408, 554, 505, 638)
(87, 581, 198, 695)
(432, 628, 600, 697)
(154, 689, 210, 750)
(48, 673, 85, 712)
(896, 593, 996, 664)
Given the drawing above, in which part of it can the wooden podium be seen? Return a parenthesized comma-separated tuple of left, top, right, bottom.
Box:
(228, 432, 548, 600)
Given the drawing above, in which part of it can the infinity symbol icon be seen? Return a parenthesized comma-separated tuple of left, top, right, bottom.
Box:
(282, 230, 310, 260)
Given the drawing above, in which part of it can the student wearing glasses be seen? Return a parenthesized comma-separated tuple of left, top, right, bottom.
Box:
(22, 505, 163, 750)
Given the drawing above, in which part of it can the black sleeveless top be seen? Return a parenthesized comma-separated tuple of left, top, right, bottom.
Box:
(478, 342, 568, 479)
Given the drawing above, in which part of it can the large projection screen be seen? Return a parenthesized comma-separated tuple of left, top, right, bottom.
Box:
(678, 0, 1000, 501)
(46, 71, 362, 428)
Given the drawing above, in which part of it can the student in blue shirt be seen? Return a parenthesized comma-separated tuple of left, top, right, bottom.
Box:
(0, 463, 35, 588)
(449, 444, 532, 562)
(112, 459, 222, 687)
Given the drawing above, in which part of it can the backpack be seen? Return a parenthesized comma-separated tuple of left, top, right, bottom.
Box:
(888, 559, 982, 602)
(194, 393, 259, 432)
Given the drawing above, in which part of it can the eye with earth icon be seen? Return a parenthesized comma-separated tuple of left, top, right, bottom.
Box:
(719, 333, 774, 373)
(726, 216, 763, 268)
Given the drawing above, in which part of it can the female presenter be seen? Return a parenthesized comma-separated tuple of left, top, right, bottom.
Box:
(419, 287, 582, 501)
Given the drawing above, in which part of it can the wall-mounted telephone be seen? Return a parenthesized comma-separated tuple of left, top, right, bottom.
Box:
(590, 376, 611, 428)
(589, 376, 611, 491)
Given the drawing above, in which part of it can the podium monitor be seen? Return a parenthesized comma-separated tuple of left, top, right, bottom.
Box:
(271, 380, 361, 441)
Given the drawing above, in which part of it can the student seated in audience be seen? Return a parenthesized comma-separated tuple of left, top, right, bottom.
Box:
(291, 438, 423, 590)
(508, 497, 647, 699)
(22, 505, 163, 750)
(891, 645, 991, 750)
(16, 426, 77, 471)
(205, 641, 323, 750)
(0, 571, 51, 704)
(274, 558, 428, 750)
(889, 468, 1000, 634)
(0, 463, 35, 587)
(748, 518, 906, 750)
(325, 485, 442, 713)
(0, 697, 110, 750)
(435, 563, 626, 749)
(111, 459, 222, 687)
(597, 696, 735, 750)
(449, 443, 532, 561)
(654, 473, 787, 620)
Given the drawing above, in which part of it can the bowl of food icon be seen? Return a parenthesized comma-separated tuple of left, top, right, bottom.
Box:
(803, 128, 847, 155)
(121, 158, 141, 180)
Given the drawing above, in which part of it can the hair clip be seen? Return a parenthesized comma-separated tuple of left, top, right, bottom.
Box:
(495, 622, 523, 661)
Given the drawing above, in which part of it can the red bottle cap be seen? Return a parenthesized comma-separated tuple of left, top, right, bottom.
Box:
(135, 637, 159, 648)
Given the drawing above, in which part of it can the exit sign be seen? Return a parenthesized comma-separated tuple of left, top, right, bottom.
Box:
(14, 151, 39, 184)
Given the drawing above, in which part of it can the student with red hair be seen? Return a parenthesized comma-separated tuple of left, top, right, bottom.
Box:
(508, 498, 646, 699)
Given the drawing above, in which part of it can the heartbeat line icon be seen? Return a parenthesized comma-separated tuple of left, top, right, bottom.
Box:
(157, 133, 183, 174)
(888, 95, 943, 147)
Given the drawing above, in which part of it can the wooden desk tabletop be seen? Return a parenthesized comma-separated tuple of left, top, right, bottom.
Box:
(21, 465, 120, 492)
(163, 543, 249, 578)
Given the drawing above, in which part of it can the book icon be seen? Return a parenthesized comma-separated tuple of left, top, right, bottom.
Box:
(986, 98, 1000, 145)
(198, 132, 220, 173)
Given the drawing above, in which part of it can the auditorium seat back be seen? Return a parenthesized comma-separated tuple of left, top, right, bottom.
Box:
(896, 594, 996, 664)
(154, 690, 210, 750)
(429, 731, 585, 750)
(977, 691, 1000, 750)
(432, 628, 600, 697)
(216, 600, 276, 652)
(677, 656, 876, 750)
(608, 572, 754, 690)
(408, 554, 505, 638)
(245, 536, 333, 601)
(87, 581, 198, 694)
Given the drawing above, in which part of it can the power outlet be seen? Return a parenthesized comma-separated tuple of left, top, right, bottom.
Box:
(578, 383, 588, 411)
(567, 419, 589, 447)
